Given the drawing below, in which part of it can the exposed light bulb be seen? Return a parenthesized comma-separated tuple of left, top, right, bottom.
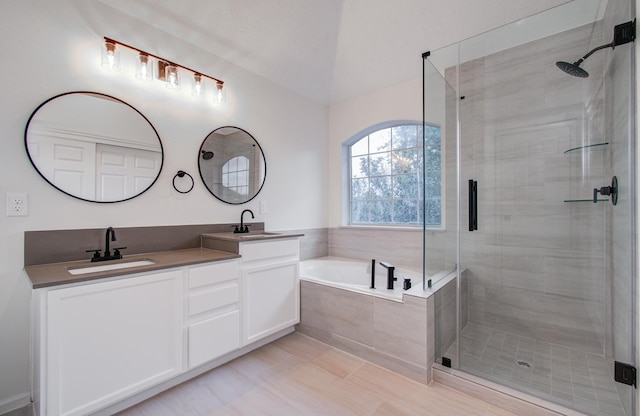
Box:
(192, 74, 204, 97)
(215, 82, 225, 104)
(165, 64, 180, 90)
(101, 40, 120, 71)
(135, 53, 152, 81)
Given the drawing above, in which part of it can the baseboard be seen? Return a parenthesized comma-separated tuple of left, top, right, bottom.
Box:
(432, 364, 588, 416)
(0, 393, 31, 415)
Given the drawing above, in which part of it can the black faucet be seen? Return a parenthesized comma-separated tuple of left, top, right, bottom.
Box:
(87, 227, 126, 262)
(105, 227, 115, 257)
(379, 261, 397, 290)
(234, 209, 255, 233)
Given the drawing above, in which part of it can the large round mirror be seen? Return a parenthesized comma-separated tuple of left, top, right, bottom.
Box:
(198, 126, 266, 204)
(25, 92, 163, 203)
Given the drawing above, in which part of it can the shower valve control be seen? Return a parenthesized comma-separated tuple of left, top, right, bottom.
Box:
(593, 176, 618, 205)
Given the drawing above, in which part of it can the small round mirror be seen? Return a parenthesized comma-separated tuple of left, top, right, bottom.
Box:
(25, 92, 163, 202)
(198, 126, 266, 204)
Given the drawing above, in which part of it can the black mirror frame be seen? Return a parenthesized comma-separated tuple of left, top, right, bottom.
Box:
(24, 91, 164, 203)
(197, 126, 267, 205)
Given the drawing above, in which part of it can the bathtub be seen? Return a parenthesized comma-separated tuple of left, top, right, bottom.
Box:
(299, 256, 454, 302)
(297, 256, 457, 384)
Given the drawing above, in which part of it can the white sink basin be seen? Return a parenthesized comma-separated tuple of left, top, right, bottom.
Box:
(236, 232, 282, 238)
(67, 259, 155, 275)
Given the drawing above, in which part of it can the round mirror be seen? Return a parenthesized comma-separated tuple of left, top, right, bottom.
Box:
(25, 91, 163, 203)
(198, 126, 266, 204)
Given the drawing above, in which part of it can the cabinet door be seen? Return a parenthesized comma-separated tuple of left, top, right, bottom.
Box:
(46, 270, 183, 416)
(188, 310, 240, 368)
(244, 261, 299, 344)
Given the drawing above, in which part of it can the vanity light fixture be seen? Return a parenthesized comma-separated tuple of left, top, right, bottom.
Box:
(215, 81, 225, 104)
(135, 53, 153, 81)
(192, 74, 204, 97)
(164, 64, 181, 90)
(101, 39, 121, 71)
(102, 37, 224, 102)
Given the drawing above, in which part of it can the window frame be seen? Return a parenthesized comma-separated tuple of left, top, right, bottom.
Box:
(342, 120, 445, 230)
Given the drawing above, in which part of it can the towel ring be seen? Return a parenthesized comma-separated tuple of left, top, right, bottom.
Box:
(173, 170, 194, 194)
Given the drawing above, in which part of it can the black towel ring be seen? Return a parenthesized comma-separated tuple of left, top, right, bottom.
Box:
(173, 170, 194, 194)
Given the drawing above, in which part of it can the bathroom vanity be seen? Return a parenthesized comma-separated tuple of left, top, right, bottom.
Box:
(26, 231, 302, 416)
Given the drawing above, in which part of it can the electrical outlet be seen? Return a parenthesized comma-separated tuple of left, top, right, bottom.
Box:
(259, 200, 268, 214)
(7, 193, 28, 217)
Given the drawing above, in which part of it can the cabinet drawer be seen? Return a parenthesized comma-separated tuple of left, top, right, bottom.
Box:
(188, 260, 240, 289)
(240, 239, 299, 262)
(188, 310, 240, 368)
(188, 284, 239, 316)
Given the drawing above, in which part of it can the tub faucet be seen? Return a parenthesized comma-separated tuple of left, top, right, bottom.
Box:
(379, 261, 397, 290)
(234, 209, 254, 233)
(370, 259, 376, 289)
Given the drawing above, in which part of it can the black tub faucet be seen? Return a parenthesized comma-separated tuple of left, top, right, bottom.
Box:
(379, 261, 397, 290)
(234, 209, 254, 233)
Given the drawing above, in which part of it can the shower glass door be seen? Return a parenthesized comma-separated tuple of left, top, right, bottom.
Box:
(423, 46, 460, 365)
(426, 1, 636, 415)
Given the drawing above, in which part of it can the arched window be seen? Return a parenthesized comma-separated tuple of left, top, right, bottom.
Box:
(346, 122, 442, 227)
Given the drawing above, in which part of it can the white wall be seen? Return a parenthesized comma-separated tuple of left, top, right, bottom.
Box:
(0, 1, 327, 409)
(327, 78, 423, 227)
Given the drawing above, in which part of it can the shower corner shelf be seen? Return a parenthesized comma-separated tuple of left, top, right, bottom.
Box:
(564, 198, 609, 203)
(563, 142, 609, 154)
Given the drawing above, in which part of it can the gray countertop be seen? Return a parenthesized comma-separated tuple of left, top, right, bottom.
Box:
(25, 231, 304, 289)
(25, 248, 240, 289)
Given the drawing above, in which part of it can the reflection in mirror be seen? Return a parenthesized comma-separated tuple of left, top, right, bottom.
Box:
(25, 92, 163, 202)
(198, 126, 266, 204)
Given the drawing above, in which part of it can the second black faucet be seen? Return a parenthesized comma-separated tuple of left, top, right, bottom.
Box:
(234, 209, 254, 233)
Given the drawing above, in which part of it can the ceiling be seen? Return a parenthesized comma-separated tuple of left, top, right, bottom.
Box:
(95, 0, 574, 105)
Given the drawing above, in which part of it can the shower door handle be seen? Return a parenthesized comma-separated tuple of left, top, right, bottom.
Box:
(469, 179, 478, 231)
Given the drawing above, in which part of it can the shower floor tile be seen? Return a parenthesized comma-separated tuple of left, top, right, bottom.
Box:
(444, 323, 627, 416)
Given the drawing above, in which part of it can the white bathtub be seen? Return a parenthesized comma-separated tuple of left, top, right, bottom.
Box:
(299, 256, 453, 301)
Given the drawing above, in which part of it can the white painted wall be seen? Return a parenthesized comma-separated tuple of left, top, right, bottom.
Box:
(0, 1, 327, 409)
(327, 78, 423, 227)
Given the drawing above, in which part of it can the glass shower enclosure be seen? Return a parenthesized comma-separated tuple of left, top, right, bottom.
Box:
(424, 1, 636, 415)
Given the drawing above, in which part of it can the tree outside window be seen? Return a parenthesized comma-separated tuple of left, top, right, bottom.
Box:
(349, 123, 441, 227)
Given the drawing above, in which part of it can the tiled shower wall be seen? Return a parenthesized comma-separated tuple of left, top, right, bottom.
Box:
(447, 21, 610, 355)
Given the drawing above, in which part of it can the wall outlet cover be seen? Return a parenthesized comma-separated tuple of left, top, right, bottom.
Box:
(7, 193, 28, 217)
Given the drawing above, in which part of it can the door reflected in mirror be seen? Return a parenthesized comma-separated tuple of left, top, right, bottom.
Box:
(198, 126, 266, 204)
(25, 92, 164, 202)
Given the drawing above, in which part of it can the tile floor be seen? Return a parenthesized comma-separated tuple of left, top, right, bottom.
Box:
(445, 323, 627, 416)
(116, 332, 519, 416)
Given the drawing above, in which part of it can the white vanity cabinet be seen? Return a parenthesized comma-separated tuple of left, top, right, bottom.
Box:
(35, 269, 184, 416)
(33, 258, 242, 416)
(240, 238, 300, 344)
(186, 259, 241, 368)
(30, 238, 301, 416)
